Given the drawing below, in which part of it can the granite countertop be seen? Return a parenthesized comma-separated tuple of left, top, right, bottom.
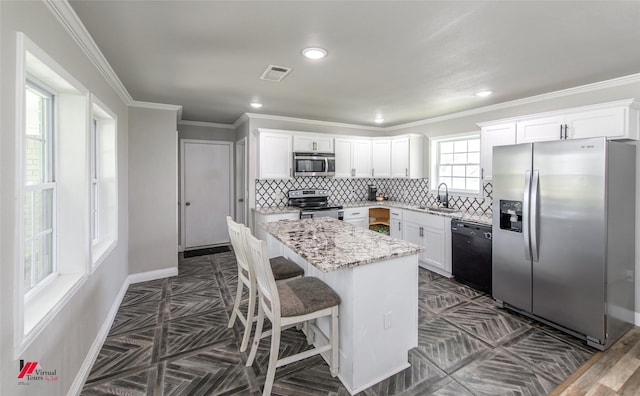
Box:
(343, 200, 493, 226)
(255, 200, 493, 226)
(261, 217, 424, 272)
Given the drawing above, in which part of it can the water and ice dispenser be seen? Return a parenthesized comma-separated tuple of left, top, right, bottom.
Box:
(499, 200, 523, 232)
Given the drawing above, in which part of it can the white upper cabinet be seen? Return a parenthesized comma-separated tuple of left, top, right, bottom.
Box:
(508, 99, 640, 144)
(565, 106, 631, 140)
(480, 124, 516, 180)
(352, 140, 372, 177)
(516, 116, 564, 143)
(391, 135, 424, 178)
(258, 130, 292, 179)
(334, 138, 354, 177)
(479, 99, 639, 179)
(371, 139, 391, 178)
(293, 134, 334, 152)
(334, 138, 372, 177)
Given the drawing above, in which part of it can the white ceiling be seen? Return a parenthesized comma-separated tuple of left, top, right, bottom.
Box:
(69, 1, 640, 127)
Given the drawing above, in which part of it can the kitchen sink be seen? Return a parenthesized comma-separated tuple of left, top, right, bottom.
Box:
(417, 206, 461, 214)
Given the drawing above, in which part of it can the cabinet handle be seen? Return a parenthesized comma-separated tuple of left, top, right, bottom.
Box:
(564, 124, 568, 140)
(406, 168, 408, 177)
(398, 222, 401, 231)
(419, 226, 423, 237)
(559, 124, 563, 140)
(353, 212, 360, 215)
(313, 141, 317, 151)
(481, 168, 484, 180)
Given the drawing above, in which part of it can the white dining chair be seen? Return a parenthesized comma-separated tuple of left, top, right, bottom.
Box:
(244, 227, 340, 396)
(226, 216, 304, 352)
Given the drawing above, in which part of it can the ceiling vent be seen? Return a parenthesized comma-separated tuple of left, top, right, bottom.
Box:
(260, 65, 292, 82)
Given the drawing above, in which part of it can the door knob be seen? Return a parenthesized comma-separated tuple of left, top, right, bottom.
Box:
(238, 198, 244, 202)
(185, 201, 191, 206)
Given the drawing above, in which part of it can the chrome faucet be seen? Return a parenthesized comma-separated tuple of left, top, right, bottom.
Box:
(437, 183, 449, 208)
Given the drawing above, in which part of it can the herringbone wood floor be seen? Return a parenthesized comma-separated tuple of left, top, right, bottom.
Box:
(81, 250, 633, 395)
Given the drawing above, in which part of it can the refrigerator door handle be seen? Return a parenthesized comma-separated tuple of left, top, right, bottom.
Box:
(523, 170, 532, 260)
(530, 170, 540, 262)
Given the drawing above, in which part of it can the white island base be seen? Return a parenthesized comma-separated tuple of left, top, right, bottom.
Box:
(266, 235, 419, 394)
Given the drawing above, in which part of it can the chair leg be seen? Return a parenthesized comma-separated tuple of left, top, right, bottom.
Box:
(263, 321, 281, 396)
(306, 319, 315, 344)
(246, 302, 264, 367)
(240, 282, 256, 352)
(228, 274, 244, 328)
(330, 306, 339, 377)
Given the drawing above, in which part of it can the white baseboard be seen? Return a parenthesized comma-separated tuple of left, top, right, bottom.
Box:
(636, 311, 640, 326)
(67, 278, 130, 396)
(128, 267, 178, 284)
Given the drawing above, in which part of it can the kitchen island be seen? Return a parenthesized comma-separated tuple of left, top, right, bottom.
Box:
(260, 217, 423, 394)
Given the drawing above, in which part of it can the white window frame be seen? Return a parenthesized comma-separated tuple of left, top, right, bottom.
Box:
(90, 94, 118, 270)
(430, 133, 482, 196)
(15, 32, 89, 357)
(23, 79, 58, 297)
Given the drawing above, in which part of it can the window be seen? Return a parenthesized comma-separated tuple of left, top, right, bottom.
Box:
(18, 33, 89, 348)
(431, 135, 481, 194)
(24, 81, 56, 294)
(91, 97, 118, 268)
(91, 118, 98, 242)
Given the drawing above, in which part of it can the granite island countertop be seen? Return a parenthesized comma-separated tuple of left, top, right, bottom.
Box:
(261, 217, 424, 272)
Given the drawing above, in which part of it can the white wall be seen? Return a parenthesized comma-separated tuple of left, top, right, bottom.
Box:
(128, 106, 179, 275)
(0, 1, 129, 394)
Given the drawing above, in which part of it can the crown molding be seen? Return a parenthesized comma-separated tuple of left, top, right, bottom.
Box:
(179, 120, 235, 130)
(44, 0, 133, 105)
(387, 72, 640, 131)
(129, 100, 182, 112)
(238, 112, 385, 132)
(233, 113, 250, 129)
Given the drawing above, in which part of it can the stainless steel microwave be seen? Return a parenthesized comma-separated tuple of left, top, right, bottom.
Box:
(293, 152, 335, 177)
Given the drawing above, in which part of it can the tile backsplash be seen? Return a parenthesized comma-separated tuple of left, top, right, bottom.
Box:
(256, 178, 493, 215)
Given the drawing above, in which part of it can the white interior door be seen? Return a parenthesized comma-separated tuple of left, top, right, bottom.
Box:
(182, 140, 233, 248)
(235, 137, 248, 225)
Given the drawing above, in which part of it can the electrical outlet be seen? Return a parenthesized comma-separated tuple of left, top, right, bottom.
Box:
(384, 312, 392, 329)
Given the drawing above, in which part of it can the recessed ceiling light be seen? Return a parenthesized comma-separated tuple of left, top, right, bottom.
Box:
(475, 90, 493, 97)
(302, 47, 327, 60)
(250, 102, 263, 109)
(374, 116, 385, 124)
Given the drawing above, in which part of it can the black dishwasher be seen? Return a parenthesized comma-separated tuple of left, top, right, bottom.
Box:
(451, 220, 492, 294)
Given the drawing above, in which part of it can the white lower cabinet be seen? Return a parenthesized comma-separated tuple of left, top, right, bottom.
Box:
(342, 207, 369, 229)
(402, 210, 452, 277)
(254, 211, 300, 257)
(389, 209, 402, 239)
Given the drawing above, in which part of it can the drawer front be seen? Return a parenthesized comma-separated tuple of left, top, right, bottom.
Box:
(423, 213, 445, 229)
(343, 207, 368, 220)
(390, 209, 403, 220)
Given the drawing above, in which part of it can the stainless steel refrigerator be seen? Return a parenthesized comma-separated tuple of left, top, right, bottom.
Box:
(492, 137, 635, 350)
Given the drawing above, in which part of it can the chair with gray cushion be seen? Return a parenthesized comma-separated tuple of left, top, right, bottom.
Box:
(244, 227, 340, 396)
(226, 216, 304, 352)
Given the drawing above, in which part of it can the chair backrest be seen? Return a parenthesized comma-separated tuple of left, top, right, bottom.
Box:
(244, 228, 280, 318)
(226, 216, 251, 281)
